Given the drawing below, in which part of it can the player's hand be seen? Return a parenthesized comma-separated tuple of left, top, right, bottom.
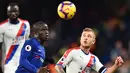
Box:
(37, 66, 49, 73)
(114, 56, 124, 68)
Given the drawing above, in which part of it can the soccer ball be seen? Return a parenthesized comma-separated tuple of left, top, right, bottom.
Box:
(57, 1, 76, 20)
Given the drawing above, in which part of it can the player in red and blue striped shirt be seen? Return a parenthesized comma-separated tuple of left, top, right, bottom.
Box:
(0, 3, 30, 73)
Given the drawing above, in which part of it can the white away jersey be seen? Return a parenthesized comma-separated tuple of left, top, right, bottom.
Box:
(56, 48, 107, 73)
(0, 18, 30, 72)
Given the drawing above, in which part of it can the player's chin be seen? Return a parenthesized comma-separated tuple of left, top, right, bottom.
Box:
(44, 37, 49, 41)
(10, 17, 17, 20)
(83, 44, 91, 48)
(45, 38, 49, 41)
(10, 15, 17, 19)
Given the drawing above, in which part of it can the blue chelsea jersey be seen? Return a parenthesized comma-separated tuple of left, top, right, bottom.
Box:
(16, 38, 45, 73)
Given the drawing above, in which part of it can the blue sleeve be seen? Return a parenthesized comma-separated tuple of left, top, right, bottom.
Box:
(20, 45, 38, 73)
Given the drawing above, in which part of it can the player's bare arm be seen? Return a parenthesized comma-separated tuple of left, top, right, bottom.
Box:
(55, 65, 65, 73)
(105, 56, 124, 73)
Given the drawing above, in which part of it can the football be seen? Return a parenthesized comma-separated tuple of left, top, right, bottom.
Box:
(57, 1, 76, 20)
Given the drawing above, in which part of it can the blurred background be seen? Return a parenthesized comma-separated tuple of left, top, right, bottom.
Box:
(0, 0, 130, 73)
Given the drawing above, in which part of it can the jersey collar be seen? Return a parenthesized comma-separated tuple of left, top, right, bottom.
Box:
(81, 49, 89, 55)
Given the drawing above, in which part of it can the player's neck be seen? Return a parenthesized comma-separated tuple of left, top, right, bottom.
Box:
(80, 46, 90, 54)
(37, 39, 44, 45)
(40, 41, 44, 45)
(9, 18, 19, 24)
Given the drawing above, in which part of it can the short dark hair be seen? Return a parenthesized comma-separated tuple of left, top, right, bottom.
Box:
(32, 21, 48, 31)
(30, 21, 48, 37)
(7, 3, 19, 11)
(83, 27, 96, 38)
(8, 3, 19, 7)
(33, 21, 46, 26)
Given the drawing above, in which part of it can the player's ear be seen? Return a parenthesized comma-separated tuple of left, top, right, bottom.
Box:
(92, 39, 96, 44)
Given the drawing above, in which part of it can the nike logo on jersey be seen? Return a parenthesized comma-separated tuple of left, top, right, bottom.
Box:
(38, 49, 41, 52)
(9, 28, 12, 31)
(80, 56, 84, 60)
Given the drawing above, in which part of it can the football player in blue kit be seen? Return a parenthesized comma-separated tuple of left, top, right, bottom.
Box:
(16, 21, 49, 73)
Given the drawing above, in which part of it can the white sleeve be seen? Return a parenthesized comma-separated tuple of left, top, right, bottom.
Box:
(24, 21, 30, 39)
(56, 49, 73, 68)
(0, 34, 3, 42)
(92, 56, 107, 73)
(0, 24, 5, 42)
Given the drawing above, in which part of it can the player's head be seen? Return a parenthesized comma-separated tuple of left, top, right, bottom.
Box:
(31, 21, 49, 41)
(80, 28, 96, 48)
(7, 3, 19, 20)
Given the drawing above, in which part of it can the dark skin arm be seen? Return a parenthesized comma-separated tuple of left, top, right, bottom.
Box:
(0, 42, 2, 50)
(37, 66, 49, 73)
(0, 43, 2, 48)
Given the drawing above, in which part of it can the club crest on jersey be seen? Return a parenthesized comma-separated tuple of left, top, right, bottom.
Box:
(61, 57, 65, 62)
(25, 45, 31, 51)
(58, 57, 65, 65)
(83, 67, 91, 73)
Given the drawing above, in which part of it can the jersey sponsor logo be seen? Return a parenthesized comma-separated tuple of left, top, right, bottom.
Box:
(12, 22, 26, 45)
(84, 67, 91, 73)
(81, 55, 95, 73)
(25, 45, 31, 51)
(12, 36, 25, 45)
(79, 67, 91, 73)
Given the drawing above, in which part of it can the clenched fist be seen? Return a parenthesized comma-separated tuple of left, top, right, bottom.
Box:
(114, 56, 124, 67)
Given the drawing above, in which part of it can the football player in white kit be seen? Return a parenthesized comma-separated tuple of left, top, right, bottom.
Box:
(0, 3, 30, 73)
(55, 28, 124, 73)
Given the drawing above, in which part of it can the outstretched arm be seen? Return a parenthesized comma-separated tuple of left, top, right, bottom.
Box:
(105, 56, 124, 73)
(92, 56, 123, 73)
